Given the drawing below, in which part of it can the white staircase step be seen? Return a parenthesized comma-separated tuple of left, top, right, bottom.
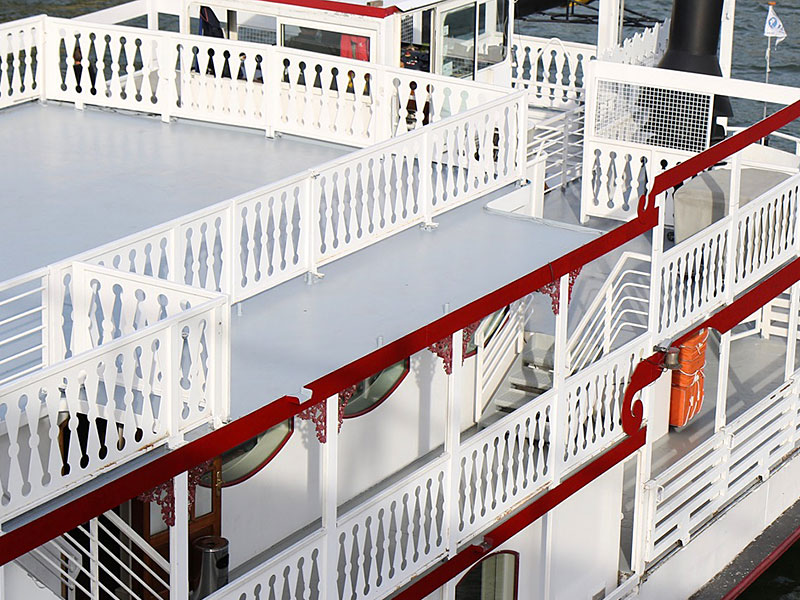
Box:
(494, 387, 532, 412)
(523, 331, 555, 370)
(511, 363, 553, 393)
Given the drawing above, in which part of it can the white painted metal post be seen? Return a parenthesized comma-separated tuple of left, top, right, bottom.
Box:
(560, 113, 570, 189)
(167, 323, 185, 448)
(157, 36, 174, 124)
(304, 174, 323, 280)
(550, 274, 569, 486)
(597, 0, 624, 55)
(715, 331, 731, 433)
(516, 95, 527, 184)
(719, 0, 736, 79)
(473, 328, 485, 423)
(420, 134, 435, 228)
(786, 282, 800, 379)
(179, 0, 190, 35)
(444, 330, 463, 600)
(147, 0, 158, 30)
(321, 394, 340, 595)
(170, 472, 190, 600)
(213, 302, 231, 427)
(648, 193, 666, 342)
(90, 517, 100, 597)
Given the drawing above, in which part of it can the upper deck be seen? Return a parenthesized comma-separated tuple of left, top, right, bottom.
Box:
(0, 101, 348, 281)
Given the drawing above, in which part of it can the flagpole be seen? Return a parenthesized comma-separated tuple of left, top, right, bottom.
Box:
(764, 34, 771, 122)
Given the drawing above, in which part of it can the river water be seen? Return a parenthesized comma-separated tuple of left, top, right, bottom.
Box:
(3, 0, 800, 597)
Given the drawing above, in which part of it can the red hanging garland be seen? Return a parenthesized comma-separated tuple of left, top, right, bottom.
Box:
(297, 386, 355, 443)
(538, 268, 582, 314)
(428, 320, 481, 375)
(137, 460, 212, 527)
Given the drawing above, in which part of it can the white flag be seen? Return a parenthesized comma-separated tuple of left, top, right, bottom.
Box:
(765, 5, 787, 45)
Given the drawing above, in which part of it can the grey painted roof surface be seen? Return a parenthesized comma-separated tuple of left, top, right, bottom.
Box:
(0, 101, 348, 281)
(230, 196, 599, 418)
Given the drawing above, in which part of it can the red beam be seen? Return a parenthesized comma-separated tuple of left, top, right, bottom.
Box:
(393, 428, 648, 599)
(255, 0, 398, 18)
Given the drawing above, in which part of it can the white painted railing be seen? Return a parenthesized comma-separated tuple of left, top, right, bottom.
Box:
(458, 388, 554, 542)
(0, 16, 44, 110)
(511, 35, 596, 108)
(560, 336, 651, 475)
(0, 90, 524, 313)
(0, 270, 50, 387)
(208, 329, 654, 600)
(43, 17, 506, 146)
(645, 377, 799, 564)
(337, 456, 449, 600)
(657, 171, 800, 342)
(600, 20, 669, 67)
(0, 290, 226, 522)
(22, 510, 170, 599)
(567, 251, 651, 373)
(527, 104, 585, 192)
(475, 298, 527, 416)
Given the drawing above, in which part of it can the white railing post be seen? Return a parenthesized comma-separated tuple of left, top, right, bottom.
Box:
(158, 34, 174, 124)
(444, 330, 463, 600)
(724, 151, 742, 301)
(419, 133, 435, 228)
(167, 322, 185, 448)
(147, 0, 158, 30)
(786, 282, 800, 379)
(715, 331, 731, 433)
(603, 283, 613, 356)
(551, 274, 570, 484)
(473, 328, 485, 422)
(90, 517, 100, 597)
(560, 113, 570, 189)
(169, 471, 190, 600)
(321, 394, 340, 595)
(224, 202, 237, 298)
(304, 174, 322, 280)
(264, 47, 279, 137)
(648, 195, 665, 341)
(169, 227, 182, 285)
(213, 302, 230, 427)
(516, 94, 527, 184)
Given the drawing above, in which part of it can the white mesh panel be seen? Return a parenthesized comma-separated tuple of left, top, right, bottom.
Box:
(593, 80, 712, 154)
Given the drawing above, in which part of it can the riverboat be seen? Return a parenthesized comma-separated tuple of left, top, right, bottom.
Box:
(1, 0, 799, 599)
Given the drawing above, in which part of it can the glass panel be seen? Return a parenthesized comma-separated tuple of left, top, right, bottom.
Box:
(149, 501, 168, 535)
(238, 13, 277, 45)
(477, 0, 508, 70)
(400, 9, 433, 72)
(442, 3, 476, 79)
(201, 420, 293, 487)
(194, 480, 213, 517)
(456, 552, 517, 600)
(283, 25, 370, 61)
(343, 359, 410, 417)
(465, 306, 511, 356)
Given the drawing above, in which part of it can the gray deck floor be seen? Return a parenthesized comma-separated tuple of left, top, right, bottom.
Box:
(230, 192, 599, 418)
(0, 101, 348, 281)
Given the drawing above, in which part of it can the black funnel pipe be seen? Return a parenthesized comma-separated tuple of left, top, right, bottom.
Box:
(658, 0, 732, 118)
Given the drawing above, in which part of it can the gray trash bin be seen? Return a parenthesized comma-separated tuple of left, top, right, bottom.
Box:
(191, 536, 229, 600)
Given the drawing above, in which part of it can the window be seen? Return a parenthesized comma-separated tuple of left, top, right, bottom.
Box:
(477, 0, 508, 69)
(283, 25, 370, 61)
(342, 358, 410, 417)
(464, 306, 511, 357)
(200, 419, 293, 488)
(455, 551, 519, 600)
(442, 3, 476, 78)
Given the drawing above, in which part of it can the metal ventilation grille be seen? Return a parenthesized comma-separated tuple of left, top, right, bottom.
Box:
(401, 15, 414, 44)
(238, 25, 277, 45)
(593, 80, 712, 154)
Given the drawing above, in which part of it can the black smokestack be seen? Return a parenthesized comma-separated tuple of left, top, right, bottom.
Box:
(658, 0, 732, 120)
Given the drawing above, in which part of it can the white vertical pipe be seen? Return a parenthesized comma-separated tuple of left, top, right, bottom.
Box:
(597, 0, 623, 55)
(90, 518, 100, 597)
(550, 274, 569, 486)
(715, 330, 731, 433)
(786, 282, 800, 379)
(444, 330, 463, 600)
(170, 472, 190, 600)
(321, 394, 339, 595)
(719, 0, 736, 79)
(147, 0, 158, 30)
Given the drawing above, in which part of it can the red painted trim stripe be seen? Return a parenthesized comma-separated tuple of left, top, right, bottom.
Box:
(393, 428, 648, 599)
(255, 0, 398, 18)
(721, 523, 800, 600)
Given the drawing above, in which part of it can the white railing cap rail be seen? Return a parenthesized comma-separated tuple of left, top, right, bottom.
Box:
(0, 14, 46, 28)
(337, 454, 450, 525)
(590, 59, 800, 107)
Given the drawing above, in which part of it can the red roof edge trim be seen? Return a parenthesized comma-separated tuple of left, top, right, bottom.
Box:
(256, 0, 399, 18)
